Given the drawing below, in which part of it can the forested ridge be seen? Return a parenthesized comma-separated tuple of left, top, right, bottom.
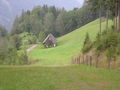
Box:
(11, 4, 100, 38)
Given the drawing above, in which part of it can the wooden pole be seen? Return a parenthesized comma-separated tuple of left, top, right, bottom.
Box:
(108, 57, 111, 69)
(95, 55, 99, 68)
(72, 57, 74, 64)
(90, 56, 92, 66)
(86, 55, 88, 65)
(83, 55, 84, 64)
(79, 55, 81, 64)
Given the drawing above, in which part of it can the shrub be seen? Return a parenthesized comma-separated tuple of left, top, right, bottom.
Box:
(95, 30, 119, 52)
(94, 29, 120, 67)
(82, 33, 93, 53)
(18, 51, 28, 65)
(12, 34, 22, 50)
(0, 37, 28, 65)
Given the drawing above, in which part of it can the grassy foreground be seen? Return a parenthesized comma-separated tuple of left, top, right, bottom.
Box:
(0, 65, 120, 90)
(29, 19, 112, 65)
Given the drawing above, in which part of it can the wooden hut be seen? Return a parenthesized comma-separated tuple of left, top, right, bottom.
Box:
(43, 34, 56, 48)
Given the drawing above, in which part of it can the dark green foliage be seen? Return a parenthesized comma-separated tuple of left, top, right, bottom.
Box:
(106, 46, 116, 61)
(95, 30, 119, 52)
(82, 33, 93, 53)
(20, 32, 37, 45)
(94, 29, 120, 64)
(116, 46, 120, 55)
(0, 25, 7, 37)
(38, 32, 46, 42)
(11, 35, 22, 50)
(0, 37, 28, 65)
(11, 5, 99, 38)
(18, 51, 28, 65)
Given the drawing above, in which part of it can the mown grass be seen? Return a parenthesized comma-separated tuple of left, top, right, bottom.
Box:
(29, 19, 113, 65)
(0, 65, 119, 90)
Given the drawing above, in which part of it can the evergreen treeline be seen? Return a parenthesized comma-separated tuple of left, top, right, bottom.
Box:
(11, 4, 100, 38)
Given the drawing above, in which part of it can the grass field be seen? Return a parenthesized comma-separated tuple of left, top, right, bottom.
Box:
(0, 65, 120, 90)
(29, 19, 112, 65)
(0, 19, 119, 90)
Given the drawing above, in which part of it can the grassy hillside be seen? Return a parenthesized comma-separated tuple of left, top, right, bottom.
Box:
(0, 65, 120, 90)
(29, 19, 112, 65)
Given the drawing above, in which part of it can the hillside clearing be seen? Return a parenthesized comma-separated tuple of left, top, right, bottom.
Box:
(29, 19, 112, 65)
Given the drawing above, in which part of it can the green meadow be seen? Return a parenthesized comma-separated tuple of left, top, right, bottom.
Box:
(0, 65, 120, 90)
(0, 19, 119, 90)
(29, 19, 112, 66)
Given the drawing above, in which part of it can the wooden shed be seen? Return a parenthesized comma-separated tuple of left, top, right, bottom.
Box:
(43, 34, 57, 48)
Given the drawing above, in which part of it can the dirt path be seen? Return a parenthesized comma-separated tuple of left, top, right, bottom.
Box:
(27, 44, 38, 53)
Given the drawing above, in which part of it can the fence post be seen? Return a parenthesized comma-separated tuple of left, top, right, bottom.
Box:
(79, 55, 81, 64)
(76, 57, 78, 64)
(86, 55, 88, 65)
(77, 57, 79, 64)
(72, 56, 74, 64)
(108, 57, 111, 69)
(95, 55, 99, 68)
(90, 56, 92, 66)
(75, 57, 77, 64)
(83, 55, 84, 64)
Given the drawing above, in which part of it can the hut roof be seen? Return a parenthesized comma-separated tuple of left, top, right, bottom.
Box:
(43, 34, 56, 44)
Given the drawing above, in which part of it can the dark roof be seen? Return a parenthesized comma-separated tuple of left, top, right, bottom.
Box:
(43, 34, 56, 44)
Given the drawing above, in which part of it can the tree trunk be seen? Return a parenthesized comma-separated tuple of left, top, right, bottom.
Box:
(113, 18, 116, 30)
(118, 1, 120, 31)
(99, 9, 102, 34)
(106, 10, 109, 32)
(115, 2, 118, 30)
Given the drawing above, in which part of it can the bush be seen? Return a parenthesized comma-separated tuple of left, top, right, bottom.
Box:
(18, 51, 28, 65)
(0, 37, 28, 65)
(12, 34, 22, 50)
(95, 30, 120, 52)
(94, 29, 120, 63)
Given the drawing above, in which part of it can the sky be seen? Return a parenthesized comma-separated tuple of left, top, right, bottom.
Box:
(0, 0, 84, 29)
(1, 0, 84, 11)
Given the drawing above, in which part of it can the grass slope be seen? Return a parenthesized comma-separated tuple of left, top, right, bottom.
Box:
(29, 19, 112, 65)
(0, 65, 120, 90)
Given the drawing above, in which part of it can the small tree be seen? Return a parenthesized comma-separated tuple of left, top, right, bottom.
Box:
(106, 46, 116, 69)
(12, 35, 22, 50)
(38, 32, 46, 42)
(82, 33, 92, 54)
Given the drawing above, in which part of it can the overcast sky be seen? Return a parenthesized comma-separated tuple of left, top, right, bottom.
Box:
(1, 0, 84, 11)
(0, 0, 84, 29)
